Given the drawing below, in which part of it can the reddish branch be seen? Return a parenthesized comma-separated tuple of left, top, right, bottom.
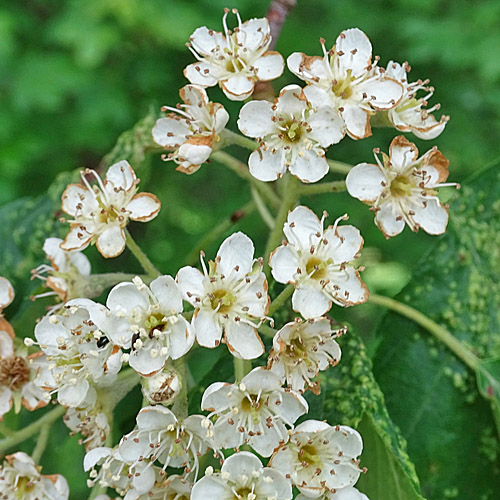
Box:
(266, 0, 297, 50)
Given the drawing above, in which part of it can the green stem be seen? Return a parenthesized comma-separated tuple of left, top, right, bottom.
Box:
(124, 228, 160, 278)
(368, 293, 479, 371)
(269, 284, 295, 316)
(88, 482, 107, 500)
(82, 273, 149, 297)
(183, 200, 256, 266)
(327, 159, 353, 175)
(0, 422, 13, 437)
(251, 186, 275, 229)
(0, 405, 66, 454)
(172, 357, 189, 418)
(264, 175, 301, 276)
(31, 423, 50, 463)
(234, 358, 252, 383)
(211, 151, 281, 211)
(219, 129, 259, 151)
(301, 180, 346, 196)
(259, 323, 277, 338)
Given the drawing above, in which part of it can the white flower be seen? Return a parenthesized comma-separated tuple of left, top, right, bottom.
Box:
(152, 85, 229, 174)
(124, 473, 192, 500)
(268, 318, 344, 393)
(269, 206, 368, 319)
(238, 85, 345, 183)
(270, 420, 364, 498)
(346, 135, 456, 238)
(31, 237, 91, 306)
(60, 161, 161, 258)
(0, 451, 69, 500)
(184, 9, 284, 101)
(177, 232, 269, 360)
(202, 367, 308, 457)
(287, 29, 403, 140)
(297, 486, 370, 500)
(382, 61, 449, 139)
(64, 406, 110, 451)
(141, 369, 181, 405)
(104, 276, 194, 376)
(33, 300, 122, 408)
(118, 406, 213, 477)
(0, 276, 14, 313)
(192, 451, 293, 500)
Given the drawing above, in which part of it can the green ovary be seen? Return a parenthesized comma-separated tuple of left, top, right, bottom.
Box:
(390, 175, 413, 197)
(332, 69, 354, 99)
(15, 477, 35, 499)
(299, 443, 321, 466)
(306, 257, 327, 280)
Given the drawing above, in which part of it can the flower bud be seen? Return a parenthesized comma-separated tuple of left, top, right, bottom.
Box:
(141, 369, 181, 405)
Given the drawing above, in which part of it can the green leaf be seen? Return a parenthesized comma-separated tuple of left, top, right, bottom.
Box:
(372, 159, 500, 500)
(476, 358, 500, 440)
(322, 330, 425, 500)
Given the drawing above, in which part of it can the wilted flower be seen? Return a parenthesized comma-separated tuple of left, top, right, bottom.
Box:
(238, 85, 345, 182)
(0, 451, 69, 500)
(184, 9, 284, 100)
(141, 369, 181, 405)
(270, 420, 364, 498)
(152, 85, 229, 174)
(346, 135, 456, 237)
(60, 161, 161, 258)
(268, 318, 344, 393)
(64, 405, 110, 451)
(192, 452, 292, 500)
(177, 232, 269, 359)
(269, 206, 368, 319)
(381, 61, 449, 139)
(288, 28, 403, 140)
(202, 367, 308, 457)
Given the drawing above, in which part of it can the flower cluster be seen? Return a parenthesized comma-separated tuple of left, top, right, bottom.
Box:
(3, 6, 455, 500)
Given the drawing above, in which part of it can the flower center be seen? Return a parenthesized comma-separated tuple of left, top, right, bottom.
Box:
(331, 69, 354, 99)
(390, 175, 413, 197)
(145, 312, 168, 336)
(305, 257, 326, 280)
(233, 486, 255, 499)
(210, 289, 235, 314)
(96, 196, 123, 225)
(285, 337, 308, 360)
(0, 356, 30, 391)
(282, 120, 304, 143)
(225, 56, 245, 73)
(240, 394, 263, 413)
(15, 476, 36, 498)
(299, 443, 320, 466)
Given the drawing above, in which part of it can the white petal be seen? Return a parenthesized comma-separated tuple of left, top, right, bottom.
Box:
(358, 77, 403, 110)
(61, 184, 97, 218)
(193, 309, 222, 348)
(346, 162, 386, 203)
(176, 266, 205, 303)
(69, 251, 91, 276)
(375, 201, 405, 237)
(96, 225, 126, 258)
(150, 275, 183, 313)
(189, 26, 227, 57)
(191, 476, 232, 500)
(213, 104, 230, 133)
(225, 322, 264, 360)
(389, 135, 419, 171)
(336, 28, 372, 77)
(184, 61, 218, 87)
(217, 232, 254, 279)
(152, 117, 191, 148)
(221, 75, 255, 101)
(248, 148, 285, 182)
(167, 317, 195, 360)
(127, 193, 161, 222)
(222, 451, 262, 476)
(292, 286, 331, 319)
(201, 382, 234, 412)
(283, 205, 322, 248)
(107, 282, 149, 315)
(0, 386, 12, 418)
(253, 51, 285, 81)
(330, 267, 368, 306)
(0, 330, 14, 358)
(307, 106, 345, 147)
(84, 447, 111, 471)
(58, 379, 89, 407)
(105, 161, 136, 191)
(179, 84, 209, 106)
(137, 405, 177, 430)
(129, 343, 165, 376)
(276, 85, 308, 116)
(412, 197, 449, 235)
(341, 104, 371, 140)
(268, 390, 308, 423)
(42, 238, 66, 271)
(269, 245, 298, 284)
(60, 226, 92, 252)
(324, 225, 363, 264)
(236, 17, 270, 52)
(289, 149, 329, 183)
(303, 84, 333, 108)
(178, 141, 212, 167)
(237, 100, 275, 138)
(287, 53, 329, 84)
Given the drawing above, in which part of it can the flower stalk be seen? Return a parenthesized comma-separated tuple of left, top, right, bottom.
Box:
(125, 228, 160, 278)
